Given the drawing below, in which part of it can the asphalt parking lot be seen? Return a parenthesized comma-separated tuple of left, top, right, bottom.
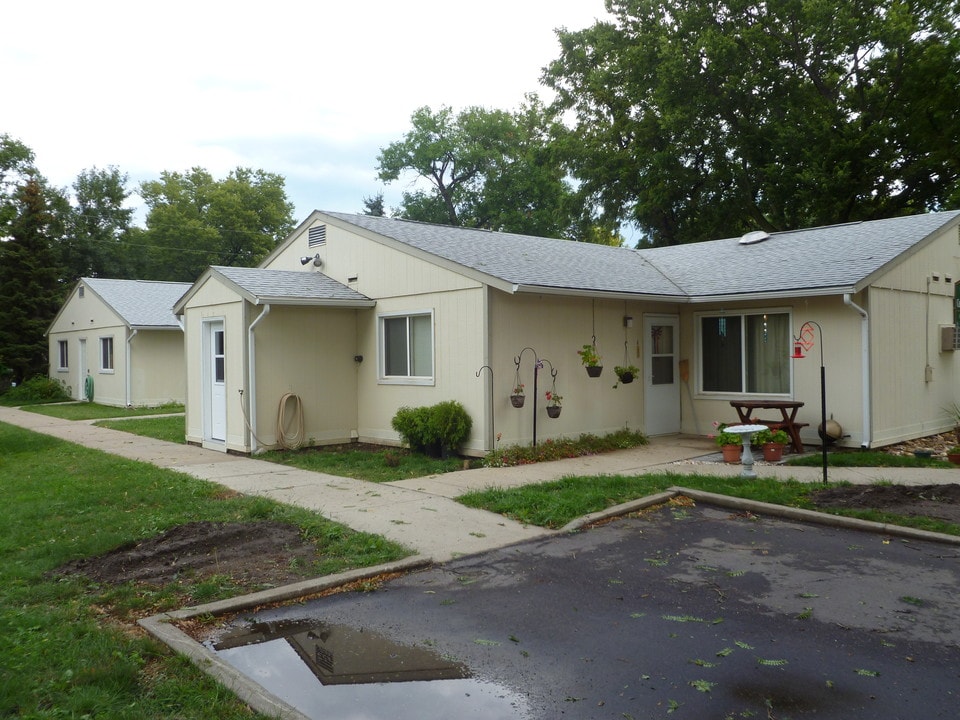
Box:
(209, 499, 960, 719)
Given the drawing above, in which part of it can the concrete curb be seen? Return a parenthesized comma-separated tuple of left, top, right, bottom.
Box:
(561, 486, 960, 546)
(138, 555, 433, 720)
(673, 486, 960, 546)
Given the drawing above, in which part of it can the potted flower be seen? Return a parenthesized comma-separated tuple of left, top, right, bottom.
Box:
(613, 364, 640, 387)
(755, 427, 789, 462)
(510, 383, 525, 408)
(948, 446, 960, 465)
(713, 423, 744, 463)
(545, 391, 562, 418)
(578, 344, 603, 377)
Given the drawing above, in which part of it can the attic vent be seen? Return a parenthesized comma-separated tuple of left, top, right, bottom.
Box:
(78, 286, 85, 298)
(739, 230, 770, 245)
(308, 225, 327, 247)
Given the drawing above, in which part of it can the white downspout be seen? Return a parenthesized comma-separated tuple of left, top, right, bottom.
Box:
(125, 329, 138, 407)
(247, 304, 271, 454)
(844, 294, 871, 448)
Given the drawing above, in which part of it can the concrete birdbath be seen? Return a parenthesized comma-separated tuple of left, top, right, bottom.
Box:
(723, 424, 767, 478)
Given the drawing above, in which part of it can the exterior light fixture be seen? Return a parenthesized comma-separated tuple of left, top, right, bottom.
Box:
(300, 254, 322, 267)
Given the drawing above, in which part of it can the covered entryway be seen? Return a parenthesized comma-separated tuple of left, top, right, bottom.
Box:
(643, 314, 680, 435)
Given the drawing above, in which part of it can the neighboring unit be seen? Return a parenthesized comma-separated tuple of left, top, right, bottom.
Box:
(47, 278, 191, 407)
(174, 210, 960, 455)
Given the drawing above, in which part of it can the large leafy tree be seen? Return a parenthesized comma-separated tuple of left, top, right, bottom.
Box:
(138, 167, 296, 282)
(59, 167, 136, 281)
(377, 101, 592, 239)
(0, 178, 65, 383)
(0, 134, 38, 233)
(544, 0, 960, 245)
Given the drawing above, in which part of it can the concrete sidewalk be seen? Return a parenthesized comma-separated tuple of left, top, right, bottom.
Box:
(3, 405, 958, 561)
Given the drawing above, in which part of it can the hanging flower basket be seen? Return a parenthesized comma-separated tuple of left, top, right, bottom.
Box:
(614, 365, 639, 386)
(578, 344, 603, 377)
(547, 405, 561, 418)
(510, 394, 525, 408)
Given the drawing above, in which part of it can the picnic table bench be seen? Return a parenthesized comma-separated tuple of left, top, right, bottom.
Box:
(729, 400, 808, 454)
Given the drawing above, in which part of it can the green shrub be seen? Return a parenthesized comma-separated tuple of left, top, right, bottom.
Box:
(391, 401, 473, 457)
(1, 376, 71, 404)
(428, 400, 472, 454)
(391, 405, 435, 454)
(483, 429, 647, 467)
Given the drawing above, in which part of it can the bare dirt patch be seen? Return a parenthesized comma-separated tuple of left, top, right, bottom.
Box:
(53, 521, 324, 588)
(808, 483, 960, 525)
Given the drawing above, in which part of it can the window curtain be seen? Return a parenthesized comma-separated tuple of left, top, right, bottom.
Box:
(746, 314, 789, 393)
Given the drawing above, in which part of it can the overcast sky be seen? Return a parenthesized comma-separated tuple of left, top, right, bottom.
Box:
(5, 0, 610, 222)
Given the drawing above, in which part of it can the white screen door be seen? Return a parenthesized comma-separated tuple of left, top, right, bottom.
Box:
(643, 315, 681, 435)
(204, 320, 226, 443)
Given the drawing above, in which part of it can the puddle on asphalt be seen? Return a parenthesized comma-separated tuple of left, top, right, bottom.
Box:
(207, 619, 528, 719)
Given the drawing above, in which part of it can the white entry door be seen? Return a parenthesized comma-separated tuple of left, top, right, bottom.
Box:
(78, 338, 88, 400)
(204, 320, 226, 443)
(643, 315, 681, 435)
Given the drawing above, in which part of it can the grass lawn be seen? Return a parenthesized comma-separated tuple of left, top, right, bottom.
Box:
(95, 415, 187, 444)
(786, 449, 954, 469)
(260, 444, 474, 483)
(458, 472, 960, 537)
(23, 401, 185, 421)
(0, 422, 408, 718)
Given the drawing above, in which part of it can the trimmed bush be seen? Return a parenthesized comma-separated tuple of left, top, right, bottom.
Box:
(428, 400, 472, 455)
(391, 401, 473, 457)
(391, 406, 434, 454)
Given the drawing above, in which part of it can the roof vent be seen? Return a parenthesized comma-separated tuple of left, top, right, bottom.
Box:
(739, 230, 770, 245)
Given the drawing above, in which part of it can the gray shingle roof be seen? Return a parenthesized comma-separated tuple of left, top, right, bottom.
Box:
(320, 210, 960, 300)
(211, 266, 374, 306)
(82, 278, 191, 328)
(321, 212, 687, 297)
(638, 211, 960, 298)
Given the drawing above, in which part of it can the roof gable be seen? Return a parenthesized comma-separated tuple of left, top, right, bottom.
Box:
(180, 266, 375, 309)
(318, 212, 686, 298)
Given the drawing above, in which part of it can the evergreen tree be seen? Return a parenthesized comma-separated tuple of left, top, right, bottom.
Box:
(0, 179, 65, 383)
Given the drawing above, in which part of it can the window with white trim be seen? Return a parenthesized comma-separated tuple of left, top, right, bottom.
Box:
(380, 312, 433, 383)
(99, 336, 114, 372)
(698, 311, 790, 394)
(57, 340, 69, 370)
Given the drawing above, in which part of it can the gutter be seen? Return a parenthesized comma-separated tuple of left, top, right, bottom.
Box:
(247, 304, 271, 454)
(844, 294, 871, 448)
(125, 329, 138, 407)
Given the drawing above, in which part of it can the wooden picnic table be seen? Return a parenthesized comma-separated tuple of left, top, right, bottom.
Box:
(729, 400, 807, 454)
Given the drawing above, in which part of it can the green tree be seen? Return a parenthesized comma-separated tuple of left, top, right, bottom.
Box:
(0, 178, 65, 384)
(377, 101, 586, 238)
(0, 134, 38, 232)
(59, 167, 136, 281)
(138, 167, 296, 282)
(362, 192, 386, 216)
(544, 0, 960, 245)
